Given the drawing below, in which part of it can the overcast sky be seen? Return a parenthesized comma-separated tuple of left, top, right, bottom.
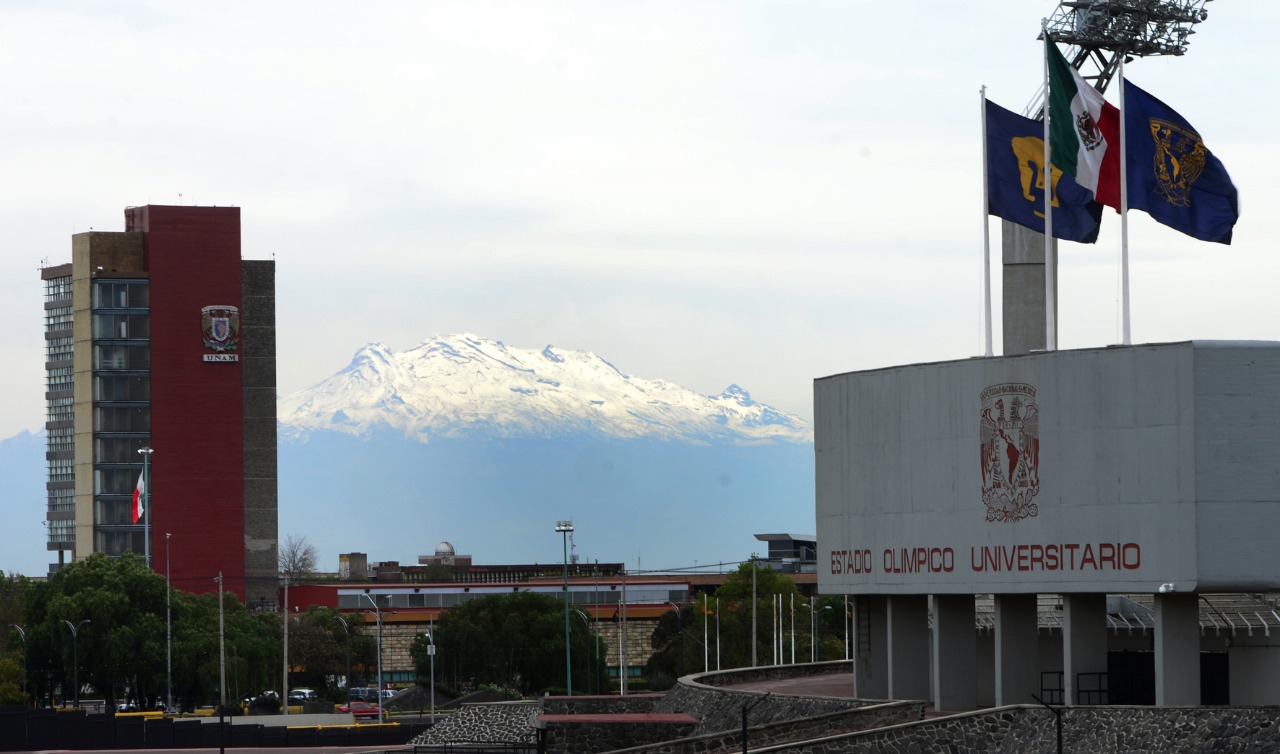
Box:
(2, 0, 1276, 442)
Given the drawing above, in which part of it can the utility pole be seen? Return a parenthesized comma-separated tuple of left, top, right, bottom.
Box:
(166, 533, 173, 713)
(750, 555, 758, 667)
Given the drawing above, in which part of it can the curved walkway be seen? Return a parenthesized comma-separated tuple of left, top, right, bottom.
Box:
(718, 671, 856, 699)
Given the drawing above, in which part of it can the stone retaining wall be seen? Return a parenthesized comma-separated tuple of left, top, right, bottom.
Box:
(742, 705, 1280, 753)
(546, 716, 698, 754)
(411, 701, 539, 746)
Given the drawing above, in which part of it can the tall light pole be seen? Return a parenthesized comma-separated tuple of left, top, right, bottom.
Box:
(359, 592, 384, 724)
(555, 520, 574, 696)
(137, 447, 153, 567)
(281, 576, 289, 717)
(425, 628, 436, 724)
(8, 625, 27, 705)
(572, 609, 593, 694)
(215, 573, 226, 708)
(336, 616, 352, 694)
(165, 533, 172, 713)
(750, 555, 758, 667)
(60, 619, 90, 708)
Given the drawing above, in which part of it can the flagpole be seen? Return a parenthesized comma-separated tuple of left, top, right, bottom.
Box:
(1119, 54, 1132, 345)
(980, 85, 993, 358)
(1042, 23, 1057, 352)
(138, 446, 153, 567)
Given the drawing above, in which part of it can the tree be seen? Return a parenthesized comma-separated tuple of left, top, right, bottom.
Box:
(23, 553, 166, 709)
(278, 534, 318, 585)
(411, 592, 602, 696)
(1, 575, 31, 704)
(709, 561, 801, 670)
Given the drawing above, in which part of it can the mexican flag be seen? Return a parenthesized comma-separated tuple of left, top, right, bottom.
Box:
(132, 472, 145, 524)
(1046, 37, 1120, 210)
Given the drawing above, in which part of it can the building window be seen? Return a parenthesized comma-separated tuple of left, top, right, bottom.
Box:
(44, 276, 72, 302)
(93, 406, 151, 433)
(46, 336, 74, 362)
(45, 305, 72, 331)
(47, 520, 74, 547)
(92, 313, 150, 340)
(92, 281, 149, 309)
(93, 437, 150, 464)
(94, 468, 142, 496)
(94, 375, 150, 402)
(93, 344, 150, 371)
(94, 529, 143, 557)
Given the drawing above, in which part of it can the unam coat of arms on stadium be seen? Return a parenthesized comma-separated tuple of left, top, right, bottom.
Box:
(201, 305, 240, 352)
(980, 383, 1040, 522)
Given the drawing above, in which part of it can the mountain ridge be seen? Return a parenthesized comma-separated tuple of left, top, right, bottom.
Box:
(278, 334, 812, 446)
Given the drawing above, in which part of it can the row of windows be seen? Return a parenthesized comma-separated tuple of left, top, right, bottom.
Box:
(94, 528, 142, 558)
(47, 520, 74, 547)
(335, 588, 683, 610)
(95, 436, 151, 463)
(93, 281, 149, 309)
(47, 337, 73, 362)
(48, 458, 73, 482)
(95, 375, 149, 402)
(45, 276, 72, 301)
(47, 365, 73, 392)
(92, 313, 150, 340)
(45, 306, 72, 331)
(47, 435, 74, 454)
(94, 345, 150, 371)
(47, 487, 74, 512)
(94, 406, 150, 433)
(47, 402, 73, 423)
(95, 499, 143, 526)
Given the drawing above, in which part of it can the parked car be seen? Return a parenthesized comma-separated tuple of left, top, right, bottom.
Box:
(338, 700, 381, 719)
(288, 688, 318, 703)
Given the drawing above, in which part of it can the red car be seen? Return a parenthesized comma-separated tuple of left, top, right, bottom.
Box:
(338, 700, 382, 719)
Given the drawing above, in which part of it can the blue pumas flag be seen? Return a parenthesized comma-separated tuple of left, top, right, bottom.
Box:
(985, 100, 1103, 244)
(1123, 80, 1239, 244)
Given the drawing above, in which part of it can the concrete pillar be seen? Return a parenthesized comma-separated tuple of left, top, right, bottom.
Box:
(1001, 220, 1057, 355)
(994, 593, 1039, 706)
(1154, 592, 1201, 705)
(853, 595, 888, 699)
(932, 595, 976, 712)
(887, 595, 930, 701)
(1062, 593, 1108, 705)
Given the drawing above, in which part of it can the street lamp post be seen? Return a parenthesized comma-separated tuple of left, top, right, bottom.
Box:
(359, 592, 384, 724)
(166, 533, 172, 713)
(8, 625, 27, 705)
(572, 609, 594, 694)
(425, 628, 436, 724)
(336, 616, 352, 695)
(555, 520, 574, 696)
(137, 447, 153, 567)
(60, 619, 90, 708)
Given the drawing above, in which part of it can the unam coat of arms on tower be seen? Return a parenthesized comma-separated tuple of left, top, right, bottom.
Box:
(201, 305, 240, 352)
(980, 383, 1040, 522)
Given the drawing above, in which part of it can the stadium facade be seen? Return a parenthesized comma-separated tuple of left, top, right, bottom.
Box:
(817, 340, 1280, 708)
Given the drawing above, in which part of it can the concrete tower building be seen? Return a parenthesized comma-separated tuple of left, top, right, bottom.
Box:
(40, 205, 277, 605)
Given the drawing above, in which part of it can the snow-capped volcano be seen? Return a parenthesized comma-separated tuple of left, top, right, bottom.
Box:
(278, 334, 811, 445)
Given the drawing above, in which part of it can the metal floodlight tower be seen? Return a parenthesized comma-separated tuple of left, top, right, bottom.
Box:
(1042, 0, 1214, 94)
(555, 520, 574, 696)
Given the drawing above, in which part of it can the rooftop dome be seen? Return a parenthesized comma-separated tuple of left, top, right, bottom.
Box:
(435, 541, 455, 557)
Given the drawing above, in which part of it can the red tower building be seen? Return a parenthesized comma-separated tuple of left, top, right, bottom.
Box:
(41, 205, 277, 604)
